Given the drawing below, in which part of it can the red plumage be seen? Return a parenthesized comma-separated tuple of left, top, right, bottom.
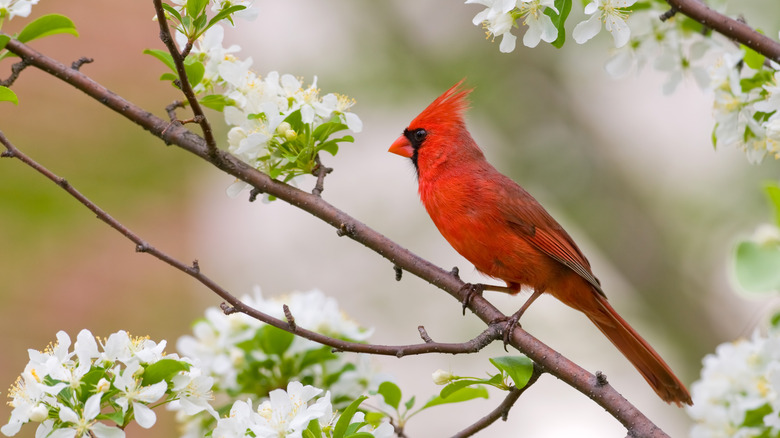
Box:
(389, 80, 692, 406)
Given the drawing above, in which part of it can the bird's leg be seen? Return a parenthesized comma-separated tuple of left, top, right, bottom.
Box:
(503, 287, 545, 347)
(459, 283, 485, 315)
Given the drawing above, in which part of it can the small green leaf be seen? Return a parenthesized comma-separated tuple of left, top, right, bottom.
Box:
(206, 5, 247, 31)
(305, 418, 322, 438)
(765, 182, 780, 228)
(489, 356, 534, 388)
(333, 396, 368, 438)
(161, 3, 183, 23)
(344, 433, 374, 438)
(259, 325, 295, 356)
(422, 386, 489, 410)
(376, 381, 401, 410)
(199, 94, 234, 111)
(98, 410, 125, 426)
(364, 412, 385, 427)
(440, 379, 492, 399)
(143, 49, 177, 73)
(187, 0, 208, 19)
(734, 240, 780, 295)
(742, 403, 773, 427)
(0, 34, 10, 50)
(404, 395, 416, 411)
(183, 57, 205, 87)
(141, 358, 190, 386)
(0, 86, 19, 105)
(546, 0, 572, 49)
(17, 14, 78, 43)
(743, 45, 766, 70)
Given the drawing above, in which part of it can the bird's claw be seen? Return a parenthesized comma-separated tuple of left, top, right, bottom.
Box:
(460, 283, 485, 315)
(502, 312, 523, 351)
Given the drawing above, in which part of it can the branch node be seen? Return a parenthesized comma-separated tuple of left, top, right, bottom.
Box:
(418, 326, 434, 343)
(393, 265, 403, 281)
(336, 223, 355, 237)
(220, 302, 238, 315)
(1, 149, 14, 158)
(450, 266, 460, 279)
(249, 187, 263, 202)
(1, 60, 30, 87)
(595, 371, 609, 387)
(191, 259, 200, 274)
(283, 304, 297, 331)
(135, 243, 150, 253)
(71, 57, 94, 71)
(659, 6, 678, 22)
(311, 154, 333, 197)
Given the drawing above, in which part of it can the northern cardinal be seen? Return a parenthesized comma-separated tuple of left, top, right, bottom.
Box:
(388, 81, 692, 406)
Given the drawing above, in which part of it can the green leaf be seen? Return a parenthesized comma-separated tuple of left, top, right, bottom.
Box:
(489, 356, 534, 388)
(98, 410, 125, 426)
(333, 396, 368, 438)
(545, 0, 572, 49)
(141, 358, 190, 386)
(734, 240, 780, 295)
(199, 94, 235, 111)
(765, 182, 780, 228)
(364, 412, 385, 427)
(740, 70, 774, 93)
(440, 379, 492, 399)
(143, 49, 177, 73)
(259, 325, 295, 356)
(17, 14, 78, 43)
(0, 34, 10, 50)
(743, 45, 766, 70)
(305, 418, 322, 438)
(206, 5, 247, 31)
(404, 395, 416, 411)
(422, 386, 489, 410)
(344, 433, 374, 438)
(187, 0, 208, 18)
(376, 381, 401, 410)
(742, 403, 773, 427)
(161, 3, 183, 23)
(183, 57, 205, 87)
(0, 86, 19, 105)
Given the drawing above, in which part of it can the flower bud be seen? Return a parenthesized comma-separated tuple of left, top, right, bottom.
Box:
(284, 129, 297, 141)
(29, 404, 48, 423)
(432, 369, 454, 385)
(96, 377, 111, 393)
(276, 122, 292, 136)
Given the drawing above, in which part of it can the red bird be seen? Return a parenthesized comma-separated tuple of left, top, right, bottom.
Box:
(388, 81, 692, 406)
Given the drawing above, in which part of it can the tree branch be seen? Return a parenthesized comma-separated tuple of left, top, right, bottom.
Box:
(666, 0, 780, 63)
(151, 0, 219, 158)
(0, 36, 671, 438)
(0, 129, 505, 359)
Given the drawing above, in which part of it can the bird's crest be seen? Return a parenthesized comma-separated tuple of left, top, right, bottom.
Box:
(409, 79, 472, 131)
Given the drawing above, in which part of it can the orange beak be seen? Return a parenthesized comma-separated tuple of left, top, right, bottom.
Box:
(388, 134, 414, 158)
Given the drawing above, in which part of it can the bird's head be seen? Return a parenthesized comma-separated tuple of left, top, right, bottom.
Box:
(388, 80, 477, 173)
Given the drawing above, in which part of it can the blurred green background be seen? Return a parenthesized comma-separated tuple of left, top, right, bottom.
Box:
(2, 1, 780, 436)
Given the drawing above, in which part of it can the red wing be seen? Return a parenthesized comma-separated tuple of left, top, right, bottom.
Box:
(497, 179, 605, 296)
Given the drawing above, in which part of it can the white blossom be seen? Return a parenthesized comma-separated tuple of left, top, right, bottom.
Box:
(573, 0, 637, 48)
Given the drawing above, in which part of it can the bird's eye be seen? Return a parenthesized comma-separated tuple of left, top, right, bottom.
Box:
(413, 128, 427, 143)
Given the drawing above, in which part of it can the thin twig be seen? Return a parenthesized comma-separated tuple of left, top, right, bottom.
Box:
(71, 57, 93, 71)
(151, 0, 220, 158)
(0, 59, 29, 86)
(451, 365, 545, 438)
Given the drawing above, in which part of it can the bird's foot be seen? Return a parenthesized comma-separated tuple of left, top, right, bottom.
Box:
(459, 283, 485, 315)
(502, 309, 525, 351)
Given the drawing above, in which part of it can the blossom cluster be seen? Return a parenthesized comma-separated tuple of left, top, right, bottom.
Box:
(465, 0, 780, 164)
(175, 288, 393, 437)
(1, 329, 215, 438)
(212, 381, 394, 438)
(687, 328, 780, 437)
(174, 23, 362, 193)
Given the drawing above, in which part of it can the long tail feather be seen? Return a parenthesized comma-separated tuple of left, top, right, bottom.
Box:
(585, 294, 692, 406)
